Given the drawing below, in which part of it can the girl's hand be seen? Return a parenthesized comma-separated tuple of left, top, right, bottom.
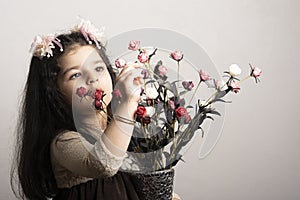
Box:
(114, 62, 142, 104)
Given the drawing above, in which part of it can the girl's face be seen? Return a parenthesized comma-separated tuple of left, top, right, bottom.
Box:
(57, 45, 113, 114)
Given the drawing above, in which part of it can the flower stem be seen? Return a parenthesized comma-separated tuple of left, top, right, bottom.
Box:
(177, 61, 180, 96)
(188, 80, 202, 105)
(238, 75, 251, 84)
(206, 75, 251, 105)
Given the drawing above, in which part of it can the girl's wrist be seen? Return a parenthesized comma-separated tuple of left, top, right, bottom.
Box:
(114, 101, 138, 121)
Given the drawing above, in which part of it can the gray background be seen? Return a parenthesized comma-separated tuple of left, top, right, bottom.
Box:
(1, 0, 299, 199)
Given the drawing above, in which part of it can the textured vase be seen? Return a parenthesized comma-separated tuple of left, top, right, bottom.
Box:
(128, 168, 175, 200)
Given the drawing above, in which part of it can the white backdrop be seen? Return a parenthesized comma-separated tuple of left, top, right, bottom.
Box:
(1, 0, 299, 199)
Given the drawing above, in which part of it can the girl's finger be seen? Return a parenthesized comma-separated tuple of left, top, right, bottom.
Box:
(133, 76, 143, 85)
(116, 71, 132, 83)
(116, 62, 141, 81)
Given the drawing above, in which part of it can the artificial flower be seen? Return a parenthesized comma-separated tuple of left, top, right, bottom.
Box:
(30, 35, 63, 59)
(230, 81, 240, 93)
(73, 18, 105, 49)
(184, 114, 191, 124)
(138, 51, 149, 63)
(76, 86, 87, 98)
(182, 81, 194, 91)
(128, 40, 140, 50)
(199, 70, 211, 81)
(145, 106, 156, 117)
(229, 64, 242, 76)
(135, 105, 147, 118)
(252, 66, 262, 78)
(146, 87, 159, 99)
(95, 100, 103, 110)
(94, 89, 104, 100)
(169, 100, 175, 110)
(141, 69, 150, 79)
(112, 89, 122, 100)
(115, 58, 126, 68)
(158, 65, 168, 77)
(170, 51, 183, 61)
(175, 107, 188, 118)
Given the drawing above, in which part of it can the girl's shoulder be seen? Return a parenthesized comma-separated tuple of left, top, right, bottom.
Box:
(52, 130, 81, 144)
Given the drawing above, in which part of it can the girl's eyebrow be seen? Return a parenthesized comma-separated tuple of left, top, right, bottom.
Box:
(62, 60, 104, 75)
(62, 66, 79, 75)
(93, 60, 104, 64)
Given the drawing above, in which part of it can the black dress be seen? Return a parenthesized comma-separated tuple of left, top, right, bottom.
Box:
(53, 171, 140, 200)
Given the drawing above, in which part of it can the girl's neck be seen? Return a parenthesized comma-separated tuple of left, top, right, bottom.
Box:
(74, 109, 108, 136)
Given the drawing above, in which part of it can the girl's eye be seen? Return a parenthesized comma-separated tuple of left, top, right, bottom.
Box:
(95, 66, 105, 72)
(69, 72, 82, 80)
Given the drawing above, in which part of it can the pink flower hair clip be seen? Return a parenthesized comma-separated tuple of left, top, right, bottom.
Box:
(29, 34, 63, 59)
(72, 17, 106, 49)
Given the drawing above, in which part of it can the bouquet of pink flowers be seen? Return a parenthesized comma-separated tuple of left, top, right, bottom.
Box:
(115, 40, 262, 171)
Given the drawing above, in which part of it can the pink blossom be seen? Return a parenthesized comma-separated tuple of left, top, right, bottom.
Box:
(230, 81, 240, 93)
(138, 52, 149, 63)
(158, 65, 168, 77)
(140, 88, 145, 96)
(73, 18, 105, 49)
(252, 66, 262, 78)
(141, 69, 150, 79)
(76, 87, 87, 98)
(95, 100, 103, 110)
(135, 105, 147, 118)
(184, 114, 191, 124)
(112, 89, 122, 100)
(182, 81, 194, 91)
(199, 70, 211, 81)
(94, 89, 104, 100)
(115, 58, 126, 68)
(176, 107, 187, 118)
(169, 100, 175, 110)
(128, 40, 140, 50)
(170, 51, 183, 61)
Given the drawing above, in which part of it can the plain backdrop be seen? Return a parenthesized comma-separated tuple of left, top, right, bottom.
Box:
(1, 0, 299, 199)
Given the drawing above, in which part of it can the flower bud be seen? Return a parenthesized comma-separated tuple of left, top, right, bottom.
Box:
(146, 87, 159, 99)
(199, 70, 211, 81)
(229, 64, 242, 76)
(76, 86, 87, 98)
(170, 51, 183, 61)
(138, 52, 149, 63)
(128, 40, 140, 50)
(252, 66, 262, 77)
(115, 58, 126, 68)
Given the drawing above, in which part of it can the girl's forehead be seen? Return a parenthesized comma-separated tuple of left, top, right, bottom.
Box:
(58, 45, 103, 69)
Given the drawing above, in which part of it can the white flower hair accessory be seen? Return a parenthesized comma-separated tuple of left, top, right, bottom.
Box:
(72, 17, 106, 49)
(29, 34, 63, 59)
(29, 17, 105, 59)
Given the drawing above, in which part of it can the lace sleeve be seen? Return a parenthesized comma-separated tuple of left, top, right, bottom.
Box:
(51, 131, 126, 178)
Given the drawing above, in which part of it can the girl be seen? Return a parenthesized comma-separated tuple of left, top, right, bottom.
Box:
(10, 20, 143, 200)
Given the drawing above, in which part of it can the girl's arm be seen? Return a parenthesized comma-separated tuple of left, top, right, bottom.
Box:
(101, 63, 141, 156)
(51, 64, 141, 179)
(51, 130, 124, 179)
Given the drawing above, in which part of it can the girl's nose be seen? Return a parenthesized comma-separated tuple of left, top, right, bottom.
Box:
(87, 78, 98, 85)
(86, 73, 99, 85)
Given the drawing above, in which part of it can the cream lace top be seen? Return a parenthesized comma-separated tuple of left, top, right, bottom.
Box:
(50, 131, 125, 188)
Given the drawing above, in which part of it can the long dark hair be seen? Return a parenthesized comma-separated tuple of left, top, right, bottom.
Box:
(10, 32, 116, 199)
